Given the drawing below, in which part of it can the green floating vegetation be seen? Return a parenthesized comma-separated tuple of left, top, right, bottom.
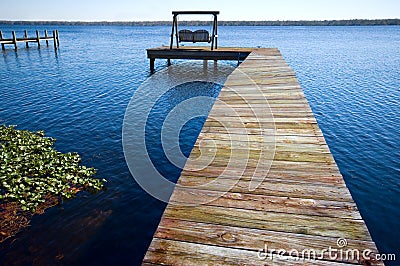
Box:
(0, 125, 106, 212)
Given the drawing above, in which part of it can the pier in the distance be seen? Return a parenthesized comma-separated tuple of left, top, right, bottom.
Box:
(0, 30, 60, 51)
(147, 10, 253, 73)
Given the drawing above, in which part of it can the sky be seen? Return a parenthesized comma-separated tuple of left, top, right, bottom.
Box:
(1, 0, 399, 21)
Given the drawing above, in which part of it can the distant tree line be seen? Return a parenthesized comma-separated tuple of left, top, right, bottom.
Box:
(1, 19, 399, 26)
(219, 19, 400, 26)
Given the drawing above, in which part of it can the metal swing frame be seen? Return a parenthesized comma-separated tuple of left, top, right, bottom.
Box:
(169, 11, 219, 50)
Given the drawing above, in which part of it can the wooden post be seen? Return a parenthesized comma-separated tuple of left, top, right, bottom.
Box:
(211, 16, 215, 50)
(170, 15, 176, 49)
(36, 30, 40, 48)
(150, 58, 155, 73)
(0, 31, 5, 51)
(216, 15, 218, 49)
(56, 30, 60, 46)
(24, 30, 29, 48)
(53, 30, 57, 49)
(44, 30, 49, 46)
(203, 60, 208, 69)
(175, 18, 179, 49)
(211, 14, 218, 50)
(12, 31, 17, 50)
(167, 59, 171, 66)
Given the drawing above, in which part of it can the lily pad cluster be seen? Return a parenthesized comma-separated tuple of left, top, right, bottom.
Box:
(0, 125, 105, 212)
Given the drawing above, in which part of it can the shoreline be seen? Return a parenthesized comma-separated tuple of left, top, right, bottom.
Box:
(1, 19, 399, 26)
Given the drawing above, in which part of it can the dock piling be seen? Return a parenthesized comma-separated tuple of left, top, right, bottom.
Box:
(35, 30, 40, 48)
(150, 58, 155, 73)
(53, 30, 57, 49)
(12, 31, 17, 50)
(24, 30, 29, 48)
(0, 31, 4, 51)
(44, 30, 49, 46)
(56, 30, 60, 47)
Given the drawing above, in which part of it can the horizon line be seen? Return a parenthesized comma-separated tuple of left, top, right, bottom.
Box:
(1, 18, 399, 23)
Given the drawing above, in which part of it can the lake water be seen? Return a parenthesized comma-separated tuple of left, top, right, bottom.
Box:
(0, 25, 399, 265)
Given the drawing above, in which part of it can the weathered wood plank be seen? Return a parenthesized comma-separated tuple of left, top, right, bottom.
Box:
(197, 132, 327, 144)
(176, 176, 353, 202)
(170, 188, 361, 219)
(188, 145, 335, 164)
(144, 238, 355, 266)
(190, 138, 331, 153)
(162, 205, 371, 241)
(153, 219, 380, 264)
(180, 167, 345, 186)
(211, 98, 313, 105)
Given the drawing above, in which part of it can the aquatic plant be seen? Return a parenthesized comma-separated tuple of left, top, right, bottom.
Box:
(0, 125, 105, 212)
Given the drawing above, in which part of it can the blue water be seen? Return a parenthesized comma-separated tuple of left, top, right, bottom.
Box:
(0, 25, 399, 265)
(145, 81, 223, 183)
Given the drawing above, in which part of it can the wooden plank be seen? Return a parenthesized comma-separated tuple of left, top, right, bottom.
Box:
(176, 176, 353, 202)
(190, 138, 330, 152)
(211, 98, 313, 105)
(180, 166, 345, 185)
(147, 46, 258, 70)
(172, 11, 220, 15)
(152, 219, 381, 264)
(144, 238, 353, 266)
(200, 127, 323, 137)
(216, 93, 306, 100)
(219, 87, 306, 94)
(149, 45, 258, 52)
(188, 145, 335, 164)
(197, 132, 326, 144)
(162, 205, 371, 241)
(170, 188, 361, 219)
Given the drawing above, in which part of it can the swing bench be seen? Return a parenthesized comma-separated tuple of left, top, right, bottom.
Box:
(178, 29, 210, 43)
(170, 11, 219, 50)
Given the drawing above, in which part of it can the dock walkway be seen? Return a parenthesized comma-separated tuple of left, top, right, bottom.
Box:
(143, 48, 382, 265)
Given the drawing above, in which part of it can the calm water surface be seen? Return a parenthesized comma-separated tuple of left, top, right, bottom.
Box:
(0, 25, 399, 265)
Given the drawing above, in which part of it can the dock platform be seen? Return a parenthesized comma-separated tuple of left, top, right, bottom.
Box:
(143, 48, 382, 265)
(147, 46, 254, 72)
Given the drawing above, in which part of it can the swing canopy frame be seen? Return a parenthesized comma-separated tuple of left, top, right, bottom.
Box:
(170, 11, 219, 50)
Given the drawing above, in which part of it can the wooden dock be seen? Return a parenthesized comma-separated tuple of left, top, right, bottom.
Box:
(147, 46, 254, 72)
(143, 48, 382, 265)
(0, 30, 59, 51)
